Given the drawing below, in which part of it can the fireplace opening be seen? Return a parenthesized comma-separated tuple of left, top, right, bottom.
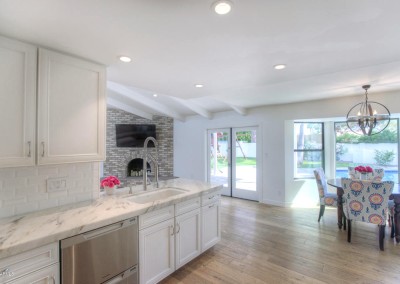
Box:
(127, 158, 151, 177)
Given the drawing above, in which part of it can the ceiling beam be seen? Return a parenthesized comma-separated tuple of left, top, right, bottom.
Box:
(229, 105, 248, 116)
(107, 97, 153, 120)
(107, 81, 186, 121)
(171, 97, 213, 119)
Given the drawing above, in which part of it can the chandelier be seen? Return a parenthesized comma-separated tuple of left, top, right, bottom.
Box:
(346, 85, 390, 136)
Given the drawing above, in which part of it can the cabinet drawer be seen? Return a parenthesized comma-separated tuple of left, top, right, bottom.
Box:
(201, 191, 221, 206)
(0, 242, 59, 283)
(139, 205, 174, 230)
(175, 197, 200, 216)
(5, 263, 59, 284)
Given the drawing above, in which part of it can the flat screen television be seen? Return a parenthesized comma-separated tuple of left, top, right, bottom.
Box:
(115, 124, 156, 147)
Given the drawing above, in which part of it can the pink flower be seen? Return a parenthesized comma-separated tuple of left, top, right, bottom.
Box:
(101, 176, 121, 188)
(355, 165, 373, 173)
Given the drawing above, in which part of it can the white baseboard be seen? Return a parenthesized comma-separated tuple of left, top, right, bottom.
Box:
(261, 198, 292, 207)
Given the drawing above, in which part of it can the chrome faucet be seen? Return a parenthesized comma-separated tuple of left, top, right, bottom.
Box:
(143, 137, 159, 191)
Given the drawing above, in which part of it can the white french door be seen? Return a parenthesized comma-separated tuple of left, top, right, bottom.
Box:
(207, 127, 259, 201)
(207, 129, 231, 196)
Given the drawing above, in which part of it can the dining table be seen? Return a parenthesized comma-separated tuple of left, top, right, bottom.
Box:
(327, 178, 400, 243)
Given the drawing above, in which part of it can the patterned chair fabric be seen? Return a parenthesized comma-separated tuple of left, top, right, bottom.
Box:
(314, 168, 338, 222)
(341, 177, 394, 250)
(314, 168, 337, 207)
(372, 168, 385, 181)
(348, 166, 357, 179)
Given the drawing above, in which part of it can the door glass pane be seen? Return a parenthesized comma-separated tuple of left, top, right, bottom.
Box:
(335, 119, 399, 182)
(208, 130, 230, 195)
(232, 129, 258, 200)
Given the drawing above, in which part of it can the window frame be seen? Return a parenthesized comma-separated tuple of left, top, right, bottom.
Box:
(334, 118, 399, 183)
(293, 122, 325, 178)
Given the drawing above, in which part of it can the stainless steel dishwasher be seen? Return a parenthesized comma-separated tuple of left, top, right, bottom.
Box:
(61, 217, 138, 284)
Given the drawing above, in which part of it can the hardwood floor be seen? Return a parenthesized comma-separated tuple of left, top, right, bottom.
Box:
(161, 197, 400, 284)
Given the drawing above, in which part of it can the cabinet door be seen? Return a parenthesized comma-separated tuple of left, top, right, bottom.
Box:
(175, 208, 201, 269)
(37, 48, 106, 165)
(201, 201, 221, 252)
(139, 218, 175, 284)
(7, 263, 59, 284)
(0, 36, 36, 168)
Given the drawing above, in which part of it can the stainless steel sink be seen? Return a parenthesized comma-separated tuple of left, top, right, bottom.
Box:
(125, 187, 189, 204)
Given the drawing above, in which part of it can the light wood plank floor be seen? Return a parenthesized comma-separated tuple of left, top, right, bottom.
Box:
(161, 197, 400, 284)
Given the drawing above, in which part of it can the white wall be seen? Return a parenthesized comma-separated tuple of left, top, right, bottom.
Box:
(174, 90, 400, 207)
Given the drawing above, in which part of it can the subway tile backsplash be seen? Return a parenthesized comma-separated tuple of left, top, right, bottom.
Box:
(0, 162, 99, 219)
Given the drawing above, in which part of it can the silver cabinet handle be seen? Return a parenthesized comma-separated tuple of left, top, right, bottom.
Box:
(27, 141, 31, 157)
(170, 225, 174, 236)
(41, 142, 45, 157)
(176, 223, 180, 234)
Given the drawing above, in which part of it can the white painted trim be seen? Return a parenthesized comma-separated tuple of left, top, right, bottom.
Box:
(261, 199, 292, 207)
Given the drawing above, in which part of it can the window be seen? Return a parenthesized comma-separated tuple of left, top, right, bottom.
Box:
(335, 119, 399, 182)
(294, 122, 324, 178)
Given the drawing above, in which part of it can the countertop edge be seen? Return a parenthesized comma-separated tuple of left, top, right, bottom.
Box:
(0, 179, 222, 259)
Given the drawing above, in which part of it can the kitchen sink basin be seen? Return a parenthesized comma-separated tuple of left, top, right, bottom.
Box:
(126, 187, 189, 204)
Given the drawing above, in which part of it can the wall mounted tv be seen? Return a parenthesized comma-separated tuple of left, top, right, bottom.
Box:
(115, 124, 156, 147)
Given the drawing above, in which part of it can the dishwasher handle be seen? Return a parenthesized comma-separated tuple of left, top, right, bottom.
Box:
(103, 266, 137, 284)
(61, 217, 137, 249)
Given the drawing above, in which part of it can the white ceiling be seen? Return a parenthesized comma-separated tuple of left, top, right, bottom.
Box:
(1, 0, 400, 120)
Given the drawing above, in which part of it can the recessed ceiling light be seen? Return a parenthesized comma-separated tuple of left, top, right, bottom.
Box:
(119, 56, 132, 63)
(212, 1, 232, 15)
(195, 84, 204, 88)
(153, 94, 158, 97)
(274, 64, 286, 70)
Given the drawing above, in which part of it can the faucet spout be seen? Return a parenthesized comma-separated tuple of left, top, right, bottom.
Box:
(143, 137, 159, 191)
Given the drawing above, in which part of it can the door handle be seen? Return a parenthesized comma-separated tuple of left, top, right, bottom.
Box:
(41, 142, 45, 157)
(27, 141, 31, 157)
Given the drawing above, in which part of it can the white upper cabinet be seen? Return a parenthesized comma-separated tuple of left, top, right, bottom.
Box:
(37, 48, 106, 165)
(0, 36, 37, 168)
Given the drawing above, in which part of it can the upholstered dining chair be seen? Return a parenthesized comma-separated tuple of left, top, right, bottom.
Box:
(314, 168, 338, 222)
(341, 177, 394, 251)
(348, 166, 357, 179)
(372, 168, 385, 181)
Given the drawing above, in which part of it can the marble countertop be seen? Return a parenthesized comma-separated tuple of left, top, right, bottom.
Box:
(0, 178, 222, 259)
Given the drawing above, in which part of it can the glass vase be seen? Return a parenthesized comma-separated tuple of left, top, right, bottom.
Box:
(104, 186, 116, 195)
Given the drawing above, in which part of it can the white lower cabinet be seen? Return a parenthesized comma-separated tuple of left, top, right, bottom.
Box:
(139, 218, 175, 284)
(6, 263, 59, 284)
(139, 193, 220, 284)
(0, 242, 59, 284)
(201, 200, 221, 252)
(175, 208, 201, 269)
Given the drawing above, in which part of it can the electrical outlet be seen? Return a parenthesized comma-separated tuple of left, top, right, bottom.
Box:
(47, 177, 67, 192)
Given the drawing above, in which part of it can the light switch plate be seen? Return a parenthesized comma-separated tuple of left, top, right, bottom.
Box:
(47, 177, 67, 192)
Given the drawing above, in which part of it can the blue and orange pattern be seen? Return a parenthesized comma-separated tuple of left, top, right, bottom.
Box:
(341, 178, 394, 225)
(314, 168, 338, 207)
